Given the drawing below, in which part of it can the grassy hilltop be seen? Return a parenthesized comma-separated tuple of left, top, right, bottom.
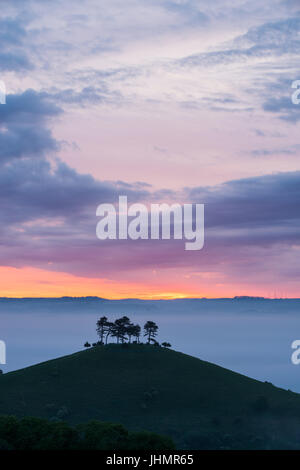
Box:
(1, 344, 300, 449)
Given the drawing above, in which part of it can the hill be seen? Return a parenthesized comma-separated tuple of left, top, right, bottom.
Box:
(1, 344, 300, 449)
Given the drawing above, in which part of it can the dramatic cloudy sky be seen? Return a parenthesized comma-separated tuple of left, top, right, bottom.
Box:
(0, 0, 299, 298)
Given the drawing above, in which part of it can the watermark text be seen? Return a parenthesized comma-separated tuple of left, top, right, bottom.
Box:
(96, 196, 204, 251)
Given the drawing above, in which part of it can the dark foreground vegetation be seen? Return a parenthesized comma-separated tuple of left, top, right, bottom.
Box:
(2, 343, 300, 449)
(0, 415, 174, 450)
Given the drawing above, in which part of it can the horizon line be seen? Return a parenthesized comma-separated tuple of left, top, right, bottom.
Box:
(0, 295, 299, 301)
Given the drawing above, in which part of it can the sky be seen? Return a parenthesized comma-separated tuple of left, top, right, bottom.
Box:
(0, 0, 299, 299)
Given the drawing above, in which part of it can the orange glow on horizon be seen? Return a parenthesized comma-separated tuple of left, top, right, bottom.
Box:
(0, 266, 298, 300)
(0, 266, 209, 299)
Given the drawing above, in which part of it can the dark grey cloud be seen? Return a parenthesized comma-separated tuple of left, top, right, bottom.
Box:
(0, 157, 150, 227)
(0, 125, 59, 162)
(0, 17, 27, 46)
(0, 16, 32, 71)
(0, 90, 62, 163)
(0, 51, 32, 72)
(0, 89, 61, 122)
(187, 171, 300, 231)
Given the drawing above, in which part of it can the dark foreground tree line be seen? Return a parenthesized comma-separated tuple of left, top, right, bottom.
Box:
(84, 316, 171, 349)
(0, 416, 175, 450)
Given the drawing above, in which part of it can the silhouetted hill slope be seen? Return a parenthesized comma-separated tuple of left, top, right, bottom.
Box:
(1, 344, 300, 449)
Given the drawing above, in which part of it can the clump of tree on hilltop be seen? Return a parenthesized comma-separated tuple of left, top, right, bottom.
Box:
(84, 316, 171, 349)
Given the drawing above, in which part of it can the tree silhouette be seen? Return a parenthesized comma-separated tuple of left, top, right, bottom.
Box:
(96, 316, 109, 343)
(162, 342, 171, 348)
(133, 324, 141, 343)
(126, 323, 135, 343)
(126, 323, 141, 343)
(144, 321, 158, 344)
(111, 316, 131, 343)
(105, 321, 114, 344)
(84, 342, 91, 348)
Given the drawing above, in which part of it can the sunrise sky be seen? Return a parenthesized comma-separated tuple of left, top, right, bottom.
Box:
(0, 0, 299, 298)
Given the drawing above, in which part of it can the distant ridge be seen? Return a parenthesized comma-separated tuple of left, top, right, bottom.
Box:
(0, 296, 299, 301)
(0, 296, 106, 301)
(233, 296, 266, 300)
